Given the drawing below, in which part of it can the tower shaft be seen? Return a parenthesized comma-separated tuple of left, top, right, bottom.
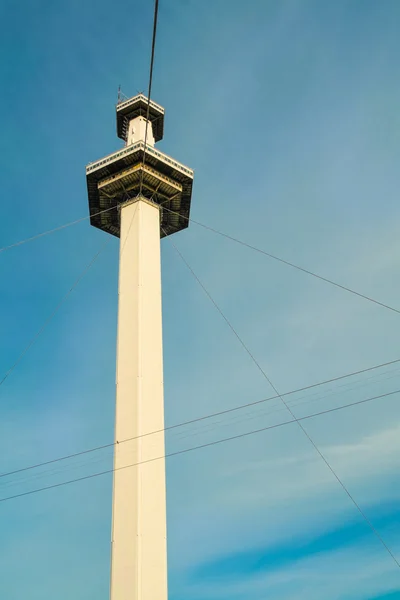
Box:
(86, 92, 193, 596)
(111, 197, 168, 600)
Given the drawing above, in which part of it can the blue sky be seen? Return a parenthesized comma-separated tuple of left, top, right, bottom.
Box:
(0, 0, 400, 598)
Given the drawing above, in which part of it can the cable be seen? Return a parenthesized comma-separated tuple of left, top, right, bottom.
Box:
(0, 2, 158, 256)
(1, 356, 399, 480)
(1, 0, 157, 258)
(118, 0, 159, 261)
(288, 364, 400, 409)
(0, 239, 110, 390)
(162, 206, 400, 316)
(139, 0, 159, 197)
(0, 376, 394, 491)
(1, 387, 399, 505)
(169, 239, 400, 568)
(171, 364, 400, 444)
(2, 202, 399, 317)
(0, 206, 117, 255)
(0, 449, 114, 493)
(167, 235, 282, 387)
(3, 372, 392, 492)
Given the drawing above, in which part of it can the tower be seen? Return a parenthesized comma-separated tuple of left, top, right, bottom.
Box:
(86, 94, 194, 600)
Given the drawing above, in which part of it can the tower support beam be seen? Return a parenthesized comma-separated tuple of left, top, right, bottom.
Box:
(110, 197, 167, 600)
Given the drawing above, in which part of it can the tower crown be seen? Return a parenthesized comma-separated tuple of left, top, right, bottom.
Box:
(116, 93, 164, 144)
(86, 93, 193, 239)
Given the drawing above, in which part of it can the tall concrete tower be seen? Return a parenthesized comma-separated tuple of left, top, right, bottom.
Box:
(86, 94, 194, 600)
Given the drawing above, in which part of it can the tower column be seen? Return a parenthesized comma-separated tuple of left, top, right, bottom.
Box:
(110, 197, 168, 600)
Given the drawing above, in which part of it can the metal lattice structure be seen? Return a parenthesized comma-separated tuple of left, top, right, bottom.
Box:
(86, 94, 194, 239)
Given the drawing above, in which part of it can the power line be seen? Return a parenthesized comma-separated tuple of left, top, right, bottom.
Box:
(1, 356, 399, 480)
(171, 364, 400, 446)
(169, 239, 400, 568)
(288, 364, 400, 410)
(0, 449, 112, 493)
(1, 387, 399, 505)
(0, 239, 110, 390)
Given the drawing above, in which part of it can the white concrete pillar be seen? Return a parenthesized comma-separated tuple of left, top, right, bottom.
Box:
(127, 116, 155, 147)
(110, 197, 167, 600)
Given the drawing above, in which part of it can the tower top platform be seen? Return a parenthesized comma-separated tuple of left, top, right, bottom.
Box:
(116, 94, 165, 143)
(86, 94, 193, 239)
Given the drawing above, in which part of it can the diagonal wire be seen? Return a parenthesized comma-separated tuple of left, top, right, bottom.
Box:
(168, 235, 400, 569)
(0, 206, 117, 255)
(0, 239, 110, 390)
(2, 203, 400, 317)
(0, 386, 399, 505)
(162, 206, 400, 316)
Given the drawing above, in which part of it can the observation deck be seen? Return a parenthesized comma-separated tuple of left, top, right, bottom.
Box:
(86, 94, 193, 238)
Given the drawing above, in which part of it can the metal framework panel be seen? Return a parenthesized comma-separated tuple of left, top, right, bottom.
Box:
(86, 144, 193, 238)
